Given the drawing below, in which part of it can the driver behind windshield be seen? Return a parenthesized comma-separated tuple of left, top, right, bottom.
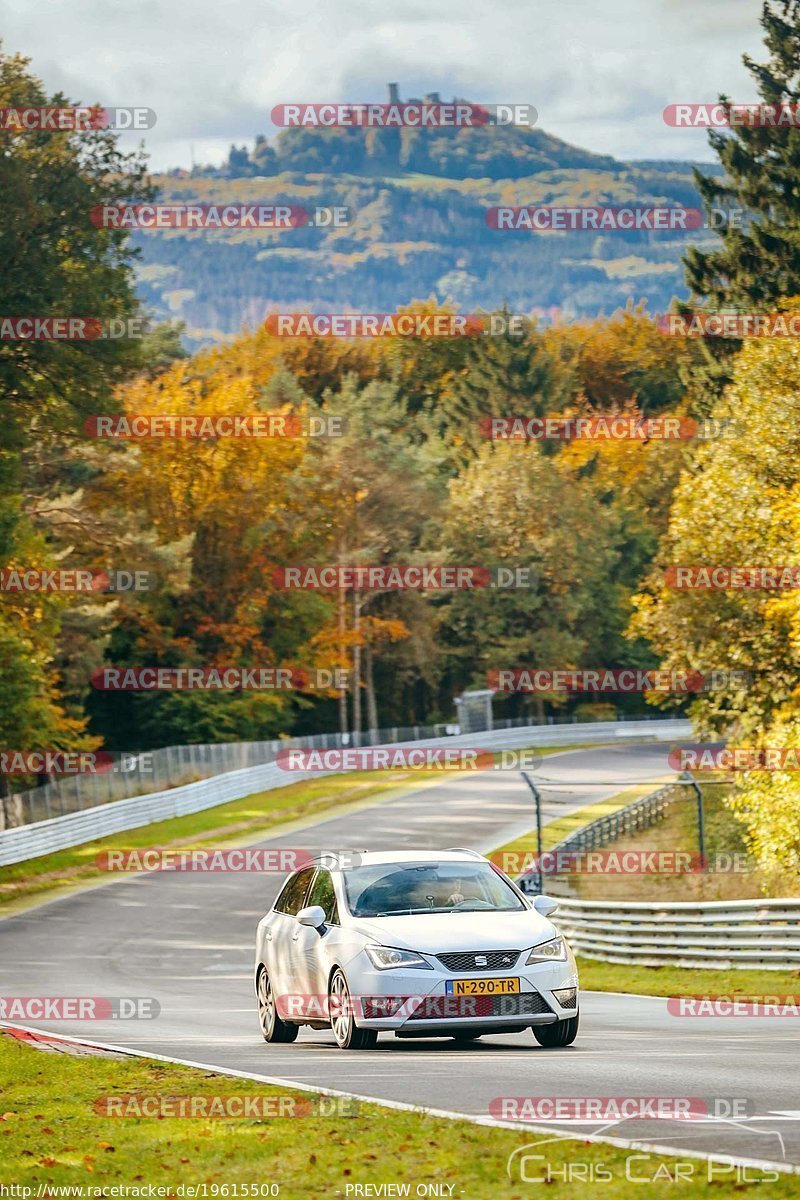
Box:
(344, 862, 525, 917)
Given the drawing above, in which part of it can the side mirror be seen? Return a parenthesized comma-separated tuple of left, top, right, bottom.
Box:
(533, 894, 559, 917)
(297, 905, 327, 929)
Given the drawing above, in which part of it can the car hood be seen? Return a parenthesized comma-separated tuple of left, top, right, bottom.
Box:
(350, 909, 557, 955)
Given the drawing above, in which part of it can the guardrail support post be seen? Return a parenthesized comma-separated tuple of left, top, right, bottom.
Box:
(520, 770, 543, 894)
(681, 772, 706, 869)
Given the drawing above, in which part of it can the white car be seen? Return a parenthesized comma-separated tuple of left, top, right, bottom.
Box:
(254, 849, 579, 1049)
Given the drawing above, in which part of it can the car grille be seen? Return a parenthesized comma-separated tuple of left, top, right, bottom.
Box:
(408, 992, 552, 1020)
(436, 949, 521, 972)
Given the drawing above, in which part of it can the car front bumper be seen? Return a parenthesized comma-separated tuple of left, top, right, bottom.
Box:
(347, 960, 578, 1031)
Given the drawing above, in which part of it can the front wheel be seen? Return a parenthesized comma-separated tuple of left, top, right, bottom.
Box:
(257, 967, 298, 1044)
(329, 968, 378, 1050)
(533, 1012, 579, 1047)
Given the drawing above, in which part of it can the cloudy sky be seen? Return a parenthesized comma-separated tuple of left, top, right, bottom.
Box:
(2, 0, 768, 170)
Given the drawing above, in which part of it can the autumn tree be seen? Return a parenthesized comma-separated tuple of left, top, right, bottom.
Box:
(629, 318, 800, 870)
(434, 441, 622, 718)
(0, 45, 151, 772)
(86, 349, 323, 746)
(297, 377, 443, 732)
(549, 303, 695, 415)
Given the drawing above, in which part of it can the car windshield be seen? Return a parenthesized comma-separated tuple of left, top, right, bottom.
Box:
(342, 861, 525, 918)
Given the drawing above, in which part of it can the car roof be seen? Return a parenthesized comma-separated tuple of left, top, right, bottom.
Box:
(312, 850, 488, 871)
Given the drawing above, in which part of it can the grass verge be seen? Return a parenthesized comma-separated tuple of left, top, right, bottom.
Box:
(576, 957, 800, 999)
(0, 1031, 795, 1198)
(563, 784, 800, 902)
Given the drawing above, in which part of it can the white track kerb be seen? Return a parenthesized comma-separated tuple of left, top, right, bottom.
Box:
(0, 719, 689, 867)
(1, 1021, 797, 1176)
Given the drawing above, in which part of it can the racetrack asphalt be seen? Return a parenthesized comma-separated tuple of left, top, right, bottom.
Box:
(1, 742, 798, 1172)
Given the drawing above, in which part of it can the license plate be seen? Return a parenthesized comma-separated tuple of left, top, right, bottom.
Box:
(445, 976, 520, 996)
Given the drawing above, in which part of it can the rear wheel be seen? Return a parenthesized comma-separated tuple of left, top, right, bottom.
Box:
(257, 967, 298, 1044)
(329, 968, 378, 1050)
(533, 1012, 579, 1047)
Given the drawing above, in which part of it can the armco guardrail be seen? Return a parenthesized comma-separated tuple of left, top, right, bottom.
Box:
(0, 718, 689, 866)
(553, 781, 683, 854)
(552, 896, 800, 971)
(1, 727, 457, 827)
(1, 711, 679, 828)
(515, 774, 800, 969)
(514, 780, 686, 898)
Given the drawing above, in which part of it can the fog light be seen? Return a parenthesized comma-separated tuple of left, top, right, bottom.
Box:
(552, 987, 577, 1008)
(362, 995, 407, 1019)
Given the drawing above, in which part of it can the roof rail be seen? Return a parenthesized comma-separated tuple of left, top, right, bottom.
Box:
(309, 850, 368, 862)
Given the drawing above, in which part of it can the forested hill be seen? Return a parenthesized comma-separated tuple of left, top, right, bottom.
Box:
(135, 92, 719, 346)
(216, 116, 618, 182)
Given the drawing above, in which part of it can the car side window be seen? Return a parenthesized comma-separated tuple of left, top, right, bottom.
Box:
(274, 867, 315, 917)
(307, 868, 339, 924)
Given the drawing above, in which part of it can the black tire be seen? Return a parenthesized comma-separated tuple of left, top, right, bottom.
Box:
(329, 968, 378, 1050)
(533, 1011, 579, 1047)
(257, 967, 298, 1044)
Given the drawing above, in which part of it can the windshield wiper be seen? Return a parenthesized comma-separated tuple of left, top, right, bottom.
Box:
(374, 907, 449, 916)
(448, 904, 521, 913)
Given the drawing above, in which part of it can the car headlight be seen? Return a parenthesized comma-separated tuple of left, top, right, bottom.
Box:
(364, 945, 433, 970)
(525, 936, 567, 964)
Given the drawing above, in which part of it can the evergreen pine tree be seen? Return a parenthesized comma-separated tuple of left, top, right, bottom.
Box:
(682, 0, 800, 396)
(444, 312, 568, 450)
